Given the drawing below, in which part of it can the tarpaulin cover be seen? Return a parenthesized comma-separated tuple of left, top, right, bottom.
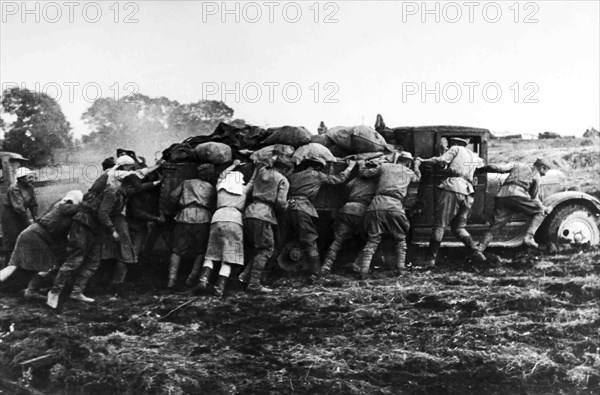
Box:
(162, 122, 269, 161)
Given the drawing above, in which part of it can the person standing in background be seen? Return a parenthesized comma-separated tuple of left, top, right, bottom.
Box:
(1, 167, 38, 265)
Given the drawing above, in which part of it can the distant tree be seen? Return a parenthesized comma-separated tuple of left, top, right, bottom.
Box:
(81, 94, 233, 156)
(1, 87, 72, 166)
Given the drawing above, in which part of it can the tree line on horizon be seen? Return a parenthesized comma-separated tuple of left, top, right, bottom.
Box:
(0, 87, 234, 167)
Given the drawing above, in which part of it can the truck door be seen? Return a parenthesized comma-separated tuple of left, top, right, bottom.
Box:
(409, 131, 437, 226)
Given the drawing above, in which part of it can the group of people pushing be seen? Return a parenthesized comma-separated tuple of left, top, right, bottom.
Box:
(0, 137, 553, 309)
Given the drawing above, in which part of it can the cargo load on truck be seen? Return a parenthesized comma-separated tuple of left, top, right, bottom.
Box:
(156, 121, 395, 221)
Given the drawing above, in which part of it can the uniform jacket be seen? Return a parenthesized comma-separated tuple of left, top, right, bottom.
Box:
(429, 146, 484, 195)
(244, 167, 289, 224)
(287, 166, 353, 217)
(170, 179, 215, 224)
(490, 163, 542, 200)
(338, 176, 378, 217)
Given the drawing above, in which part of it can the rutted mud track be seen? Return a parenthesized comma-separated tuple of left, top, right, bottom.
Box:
(1, 248, 599, 394)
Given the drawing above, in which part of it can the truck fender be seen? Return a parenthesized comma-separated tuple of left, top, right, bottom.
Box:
(543, 191, 600, 214)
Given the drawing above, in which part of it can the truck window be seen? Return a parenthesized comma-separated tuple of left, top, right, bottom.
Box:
(468, 138, 482, 156)
(443, 135, 482, 157)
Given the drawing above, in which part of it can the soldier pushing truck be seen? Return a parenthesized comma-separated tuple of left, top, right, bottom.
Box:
(1, 117, 599, 309)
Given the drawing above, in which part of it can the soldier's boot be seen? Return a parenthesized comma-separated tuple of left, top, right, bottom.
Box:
(422, 240, 440, 268)
(192, 266, 212, 294)
(523, 234, 539, 249)
(70, 269, 95, 303)
(321, 238, 342, 273)
(523, 214, 545, 248)
(185, 255, 204, 286)
(24, 274, 46, 300)
(213, 275, 228, 297)
(0, 265, 17, 282)
(111, 261, 128, 285)
(238, 263, 252, 285)
(321, 257, 334, 274)
(70, 293, 95, 303)
(478, 232, 494, 253)
(356, 239, 379, 280)
(247, 256, 272, 293)
(167, 254, 180, 289)
(457, 231, 487, 263)
(394, 240, 408, 275)
(306, 249, 322, 277)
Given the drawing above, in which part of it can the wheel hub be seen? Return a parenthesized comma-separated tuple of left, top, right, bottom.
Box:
(558, 217, 595, 244)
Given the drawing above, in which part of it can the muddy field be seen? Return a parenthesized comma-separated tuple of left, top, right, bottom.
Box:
(1, 245, 599, 395)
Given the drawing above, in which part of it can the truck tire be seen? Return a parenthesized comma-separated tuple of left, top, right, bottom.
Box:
(546, 204, 600, 246)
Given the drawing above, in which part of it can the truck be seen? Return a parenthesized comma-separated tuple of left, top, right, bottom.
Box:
(279, 118, 600, 269)
(0, 151, 87, 246)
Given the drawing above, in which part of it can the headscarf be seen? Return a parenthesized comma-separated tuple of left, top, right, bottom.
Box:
(15, 167, 35, 179)
(115, 155, 135, 167)
(60, 190, 84, 205)
(217, 171, 245, 195)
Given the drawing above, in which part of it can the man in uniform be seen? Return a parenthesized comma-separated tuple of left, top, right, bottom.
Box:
(478, 158, 553, 251)
(321, 161, 378, 273)
(354, 152, 421, 279)
(166, 164, 216, 288)
(418, 137, 486, 267)
(240, 162, 290, 293)
(275, 159, 356, 276)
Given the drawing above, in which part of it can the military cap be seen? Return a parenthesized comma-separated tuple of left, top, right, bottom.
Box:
(534, 158, 553, 169)
(449, 137, 469, 146)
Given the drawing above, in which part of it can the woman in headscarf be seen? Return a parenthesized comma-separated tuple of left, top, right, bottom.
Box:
(193, 161, 256, 297)
(1, 167, 38, 262)
(0, 190, 84, 298)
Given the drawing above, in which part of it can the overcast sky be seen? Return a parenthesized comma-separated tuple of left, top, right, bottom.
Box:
(1, 0, 598, 138)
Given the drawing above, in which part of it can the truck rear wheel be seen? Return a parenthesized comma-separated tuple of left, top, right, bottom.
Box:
(546, 204, 600, 246)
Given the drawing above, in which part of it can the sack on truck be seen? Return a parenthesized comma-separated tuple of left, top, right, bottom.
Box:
(250, 144, 295, 167)
(261, 126, 312, 148)
(327, 125, 389, 154)
(310, 134, 335, 148)
(194, 142, 232, 165)
(292, 143, 336, 166)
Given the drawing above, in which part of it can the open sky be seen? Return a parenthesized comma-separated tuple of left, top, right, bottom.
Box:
(1, 0, 598, 138)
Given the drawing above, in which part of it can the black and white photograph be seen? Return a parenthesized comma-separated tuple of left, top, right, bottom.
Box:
(0, 1, 599, 393)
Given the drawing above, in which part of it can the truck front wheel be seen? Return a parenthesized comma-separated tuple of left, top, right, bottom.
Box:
(546, 204, 600, 246)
